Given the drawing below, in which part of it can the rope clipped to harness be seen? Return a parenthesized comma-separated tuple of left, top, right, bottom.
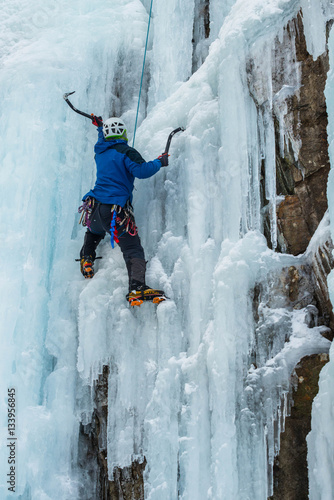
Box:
(110, 202, 138, 248)
(110, 208, 118, 248)
(78, 197, 95, 228)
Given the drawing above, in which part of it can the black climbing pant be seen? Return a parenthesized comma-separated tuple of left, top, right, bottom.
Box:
(80, 202, 146, 291)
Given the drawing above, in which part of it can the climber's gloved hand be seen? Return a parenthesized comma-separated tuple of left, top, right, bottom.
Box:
(157, 152, 169, 167)
(91, 115, 103, 127)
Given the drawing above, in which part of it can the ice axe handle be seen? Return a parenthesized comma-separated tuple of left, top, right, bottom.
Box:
(164, 127, 185, 154)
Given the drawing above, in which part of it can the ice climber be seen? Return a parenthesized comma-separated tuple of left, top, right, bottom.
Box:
(79, 115, 168, 305)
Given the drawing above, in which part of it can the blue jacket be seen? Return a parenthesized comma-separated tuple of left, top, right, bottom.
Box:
(83, 127, 162, 206)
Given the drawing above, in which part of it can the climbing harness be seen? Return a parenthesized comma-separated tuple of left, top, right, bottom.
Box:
(132, 0, 154, 147)
(79, 198, 138, 249)
(78, 197, 95, 228)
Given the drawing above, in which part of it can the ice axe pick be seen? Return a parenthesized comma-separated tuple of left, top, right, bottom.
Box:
(63, 91, 95, 120)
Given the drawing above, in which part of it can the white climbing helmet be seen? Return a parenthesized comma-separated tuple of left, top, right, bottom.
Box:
(103, 117, 128, 141)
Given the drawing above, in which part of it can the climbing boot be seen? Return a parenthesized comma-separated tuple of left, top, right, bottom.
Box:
(80, 256, 94, 279)
(126, 284, 166, 306)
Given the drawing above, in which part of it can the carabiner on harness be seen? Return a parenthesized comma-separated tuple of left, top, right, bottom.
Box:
(122, 201, 138, 236)
(109, 202, 138, 249)
(78, 197, 95, 228)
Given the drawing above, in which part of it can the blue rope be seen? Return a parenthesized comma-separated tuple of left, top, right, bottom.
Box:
(132, 0, 154, 148)
(110, 210, 117, 248)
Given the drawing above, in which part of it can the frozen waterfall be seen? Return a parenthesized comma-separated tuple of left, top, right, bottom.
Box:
(1, 0, 334, 499)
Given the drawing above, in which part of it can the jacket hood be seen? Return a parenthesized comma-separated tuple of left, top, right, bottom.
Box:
(95, 138, 128, 155)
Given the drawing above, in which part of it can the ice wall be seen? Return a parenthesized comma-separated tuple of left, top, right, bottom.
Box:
(0, 1, 152, 498)
(1, 0, 334, 499)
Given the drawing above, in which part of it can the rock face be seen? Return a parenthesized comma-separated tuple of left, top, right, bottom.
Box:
(270, 354, 330, 500)
(79, 366, 146, 499)
(276, 14, 330, 256)
(266, 12, 334, 500)
(247, 8, 333, 499)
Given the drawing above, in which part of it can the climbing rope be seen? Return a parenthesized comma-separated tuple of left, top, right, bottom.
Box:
(132, 0, 154, 147)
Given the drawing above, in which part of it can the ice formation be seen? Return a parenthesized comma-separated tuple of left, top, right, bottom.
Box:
(0, 0, 334, 499)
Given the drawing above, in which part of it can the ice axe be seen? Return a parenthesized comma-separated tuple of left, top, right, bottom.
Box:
(164, 127, 185, 154)
(63, 92, 185, 150)
(63, 91, 96, 121)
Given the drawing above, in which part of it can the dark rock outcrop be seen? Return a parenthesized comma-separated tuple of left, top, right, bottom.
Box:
(264, 12, 334, 500)
(276, 14, 330, 256)
(269, 354, 329, 500)
(79, 366, 146, 499)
